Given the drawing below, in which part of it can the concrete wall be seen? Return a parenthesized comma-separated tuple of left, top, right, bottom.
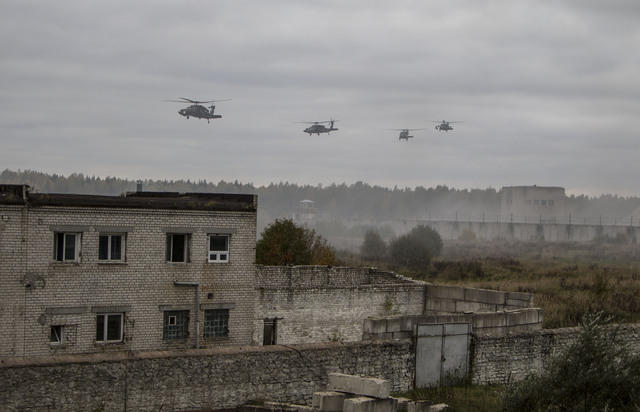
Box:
(426, 220, 638, 242)
(363, 308, 543, 340)
(425, 284, 534, 314)
(0, 203, 257, 358)
(471, 323, 640, 384)
(0, 340, 414, 412)
(255, 266, 425, 345)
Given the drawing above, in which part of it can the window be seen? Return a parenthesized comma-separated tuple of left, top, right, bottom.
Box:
(204, 309, 229, 338)
(166, 234, 190, 263)
(163, 310, 189, 340)
(541, 200, 547, 206)
(548, 200, 555, 206)
(263, 318, 277, 345)
(96, 313, 123, 343)
(99, 234, 124, 261)
(208, 234, 229, 263)
(54, 232, 80, 262)
(50, 325, 64, 344)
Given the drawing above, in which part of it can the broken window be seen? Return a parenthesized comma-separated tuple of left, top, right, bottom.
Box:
(208, 234, 229, 263)
(204, 309, 229, 338)
(98, 234, 124, 261)
(163, 310, 189, 340)
(96, 313, 123, 343)
(54, 232, 80, 262)
(166, 234, 190, 263)
(50, 325, 63, 344)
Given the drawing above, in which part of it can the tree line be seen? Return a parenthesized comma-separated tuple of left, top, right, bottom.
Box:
(3, 169, 640, 223)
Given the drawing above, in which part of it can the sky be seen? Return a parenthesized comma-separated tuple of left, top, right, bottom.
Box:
(1, 1, 639, 196)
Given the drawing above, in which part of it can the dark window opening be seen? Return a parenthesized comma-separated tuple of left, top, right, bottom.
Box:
(208, 234, 229, 262)
(263, 318, 277, 345)
(99, 234, 123, 261)
(96, 313, 123, 343)
(163, 310, 189, 340)
(50, 325, 63, 344)
(166, 234, 190, 263)
(204, 309, 229, 338)
(54, 232, 79, 262)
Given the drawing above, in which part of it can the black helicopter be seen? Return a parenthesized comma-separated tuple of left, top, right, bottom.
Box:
(390, 128, 425, 141)
(433, 120, 461, 132)
(298, 119, 339, 135)
(167, 98, 231, 123)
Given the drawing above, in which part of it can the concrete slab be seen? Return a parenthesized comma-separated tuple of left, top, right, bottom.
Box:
(464, 288, 506, 305)
(328, 373, 391, 399)
(343, 397, 376, 412)
(312, 391, 346, 412)
(407, 400, 434, 412)
(391, 397, 410, 411)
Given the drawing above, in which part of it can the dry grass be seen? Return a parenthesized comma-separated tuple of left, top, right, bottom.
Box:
(426, 241, 640, 328)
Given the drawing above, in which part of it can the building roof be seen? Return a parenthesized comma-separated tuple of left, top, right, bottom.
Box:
(0, 184, 257, 212)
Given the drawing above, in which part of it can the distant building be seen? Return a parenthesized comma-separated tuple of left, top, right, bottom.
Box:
(293, 199, 317, 222)
(0, 184, 257, 358)
(499, 185, 566, 222)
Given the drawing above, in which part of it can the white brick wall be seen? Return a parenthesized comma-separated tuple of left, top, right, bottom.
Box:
(0, 204, 257, 357)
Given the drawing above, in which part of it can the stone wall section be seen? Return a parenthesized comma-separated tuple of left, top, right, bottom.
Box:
(1, 204, 256, 358)
(255, 266, 425, 344)
(0, 340, 414, 412)
(471, 323, 640, 384)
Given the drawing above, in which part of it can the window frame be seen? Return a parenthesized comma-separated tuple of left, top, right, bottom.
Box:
(95, 313, 124, 344)
(163, 310, 190, 340)
(203, 309, 230, 338)
(53, 232, 81, 262)
(98, 233, 125, 262)
(166, 233, 191, 263)
(208, 234, 230, 263)
(50, 325, 64, 345)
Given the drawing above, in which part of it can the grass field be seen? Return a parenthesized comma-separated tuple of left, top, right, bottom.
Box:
(342, 240, 640, 328)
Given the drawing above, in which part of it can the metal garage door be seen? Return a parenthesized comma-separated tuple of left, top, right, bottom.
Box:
(415, 323, 471, 388)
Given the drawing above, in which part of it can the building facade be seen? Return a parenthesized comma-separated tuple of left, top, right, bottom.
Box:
(499, 185, 566, 222)
(0, 184, 257, 358)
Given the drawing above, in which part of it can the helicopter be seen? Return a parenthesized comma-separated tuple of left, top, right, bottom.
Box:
(390, 128, 425, 141)
(298, 119, 339, 135)
(166, 98, 231, 123)
(433, 120, 461, 132)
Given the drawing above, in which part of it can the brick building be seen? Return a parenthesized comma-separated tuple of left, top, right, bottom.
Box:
(0, 184, 257, 357)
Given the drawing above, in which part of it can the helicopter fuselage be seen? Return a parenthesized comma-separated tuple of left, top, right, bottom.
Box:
(435, 121, 454, 131)
(304, 124, 338, 135)
(398, 130, 414, 140)
(178, 104, 222, 121)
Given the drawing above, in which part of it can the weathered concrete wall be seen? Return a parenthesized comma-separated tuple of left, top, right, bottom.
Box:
(0, 340, 414, 412)
(471, 323, 640, 384)
(423, 221, 636, 243)
(424, 285, 533, 314)
(255, 266, 535, 345)
(363, 308, 543, 340)
(256, 266, 426, 344)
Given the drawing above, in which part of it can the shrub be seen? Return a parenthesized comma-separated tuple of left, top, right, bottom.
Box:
(256, 218, 337, 265)
(389, 225, 442, 271)
(360, 230, 387, 261)
(504, 312, 640, 411)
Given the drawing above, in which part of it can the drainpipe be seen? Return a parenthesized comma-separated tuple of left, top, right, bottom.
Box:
(173, 281, 200, 349)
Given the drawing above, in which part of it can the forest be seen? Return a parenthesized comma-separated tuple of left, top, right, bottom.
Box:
(2, 169, 640, 232)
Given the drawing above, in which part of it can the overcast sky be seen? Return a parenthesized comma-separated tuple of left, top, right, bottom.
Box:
(1, 1, 639, 196)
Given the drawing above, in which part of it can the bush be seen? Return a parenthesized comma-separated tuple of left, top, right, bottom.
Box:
(504, 312, 640, 411)
(256, 218, 337, 265)
(389, 225, 442, 271)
